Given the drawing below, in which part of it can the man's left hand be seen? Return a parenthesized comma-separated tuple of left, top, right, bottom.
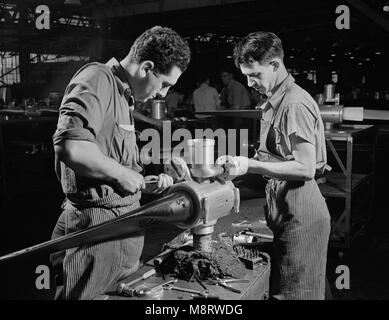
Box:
(156, 173, 174, 192)
(232, 156, 249, 176)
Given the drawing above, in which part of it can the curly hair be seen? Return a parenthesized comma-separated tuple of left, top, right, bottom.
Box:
(127, 26, 191, 74)
(233, 31, 284, 68)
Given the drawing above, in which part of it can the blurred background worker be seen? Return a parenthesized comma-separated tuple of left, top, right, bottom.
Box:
(193, 74, 220, 119)
(219, 68, 251, 110)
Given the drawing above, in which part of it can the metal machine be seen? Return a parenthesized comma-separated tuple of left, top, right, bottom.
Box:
(319, 105, 389, 124)
(0, 139, 240, 262)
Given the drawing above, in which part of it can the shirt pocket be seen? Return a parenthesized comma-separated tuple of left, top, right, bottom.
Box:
(111, 122, 137, 167)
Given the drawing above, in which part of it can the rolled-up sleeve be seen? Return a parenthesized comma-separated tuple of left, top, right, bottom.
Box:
(285, 103, 317, 146)
(53, 65, 111, 145)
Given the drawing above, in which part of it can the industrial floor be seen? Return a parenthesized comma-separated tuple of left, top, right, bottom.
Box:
(1, 189, 389, 300)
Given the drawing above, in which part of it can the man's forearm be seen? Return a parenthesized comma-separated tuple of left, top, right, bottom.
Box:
(247, 158, 314, 181)
(55, 140, 126, 184)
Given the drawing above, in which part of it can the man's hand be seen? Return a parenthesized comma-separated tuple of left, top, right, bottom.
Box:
(156, 173, 174, 193)
(232, 156, 249, 176)
(144, 173, 174, 194)
(115, 168, 145, 196)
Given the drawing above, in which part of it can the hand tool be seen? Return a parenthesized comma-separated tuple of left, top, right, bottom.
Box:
(139, 279, 178, 297)
(196, 278, 207, 291)
(116, 269, 156, 296)
(117, 278, 178, 297)
(144, 175, 167, 194)
(162, 282, 209, 297)
(207, 277, 250, 294)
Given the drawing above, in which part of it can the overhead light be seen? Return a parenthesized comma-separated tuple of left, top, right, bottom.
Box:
(226, 55, 232, 59)
(329, 59, 333, 62)
(383, 1, 389, 12)
(358, 62, 363, 66)
(310, 57, 315, 61)
(64, 0, 82, 5)
(289, 55, 294, 59)
(350, 56, 355, 59)
(366, 58, 371, 61)
(375, 51, 382, 55)
(331, 53, 336, 57)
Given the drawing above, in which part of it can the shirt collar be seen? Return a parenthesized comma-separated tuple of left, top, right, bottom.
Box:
(105, 58, 134, 106)
(266, 73, 295, 110)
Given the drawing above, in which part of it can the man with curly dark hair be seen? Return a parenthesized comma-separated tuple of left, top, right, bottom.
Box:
(50, 26, 191, 299)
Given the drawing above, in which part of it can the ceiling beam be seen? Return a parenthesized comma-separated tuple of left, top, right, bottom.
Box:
(345, 0, 389, 33)
(93, 0, 252, 19)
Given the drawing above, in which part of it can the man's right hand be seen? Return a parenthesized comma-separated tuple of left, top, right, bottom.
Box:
(115, 168, 145, 196)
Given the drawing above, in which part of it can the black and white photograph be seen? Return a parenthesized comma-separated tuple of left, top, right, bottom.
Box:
(0, 0, 388, 304)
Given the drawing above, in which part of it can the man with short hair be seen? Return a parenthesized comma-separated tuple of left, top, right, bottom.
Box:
(220, 69, 251, 110)
(231, 31, 330, 300)
(193, 74, 220, 118)
(51, 26, 191, 299)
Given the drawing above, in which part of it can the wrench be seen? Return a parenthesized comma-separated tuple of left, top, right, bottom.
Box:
(162, 282, 209, 297)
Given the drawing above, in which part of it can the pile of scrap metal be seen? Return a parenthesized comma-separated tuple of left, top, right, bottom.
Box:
(156, 241, 246, 282)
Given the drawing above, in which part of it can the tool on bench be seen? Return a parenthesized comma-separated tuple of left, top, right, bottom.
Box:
(162, 281, 219, 299)
(233, 228, 274, 244)
(206, 277, 250, 294)
(116, 269, 156, 296)
(117, 277, 178, 298)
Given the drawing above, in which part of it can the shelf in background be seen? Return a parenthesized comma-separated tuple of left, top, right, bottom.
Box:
(319, 172, 372, 198)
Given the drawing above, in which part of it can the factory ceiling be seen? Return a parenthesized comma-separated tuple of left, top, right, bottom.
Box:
(0, 0, 388, 67)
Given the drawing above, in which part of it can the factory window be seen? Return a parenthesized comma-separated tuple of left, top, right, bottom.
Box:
(0, 51, 20, 85)
(58, 15, 91, 27)
(30, 53, 90, 64)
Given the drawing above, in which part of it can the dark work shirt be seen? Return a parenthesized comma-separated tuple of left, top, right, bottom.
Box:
(53, 58, 142, 205)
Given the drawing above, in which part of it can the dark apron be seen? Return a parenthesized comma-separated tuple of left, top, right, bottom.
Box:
(256, 112, 331, 300)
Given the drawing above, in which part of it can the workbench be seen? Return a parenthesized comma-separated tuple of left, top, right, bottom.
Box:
(103, 198, 272, 301)
(319, 124, 377, 250)
(194, 110, 261, 144)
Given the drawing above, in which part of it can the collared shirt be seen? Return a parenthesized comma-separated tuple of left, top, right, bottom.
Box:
(53, 58, 142, 205)
(257, 74, 327, 175)
(193, 83, 220, 116)
(220, 78, 251, 110)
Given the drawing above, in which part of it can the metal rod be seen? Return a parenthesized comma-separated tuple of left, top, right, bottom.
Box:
(0, 192, 194, 263)
(363, 109, 389, 121)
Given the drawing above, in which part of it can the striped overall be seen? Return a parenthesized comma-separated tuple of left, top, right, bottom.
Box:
(51, 194, 143, 300)
(50, 59, 145, 300)
(257, 109, 331, 300)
